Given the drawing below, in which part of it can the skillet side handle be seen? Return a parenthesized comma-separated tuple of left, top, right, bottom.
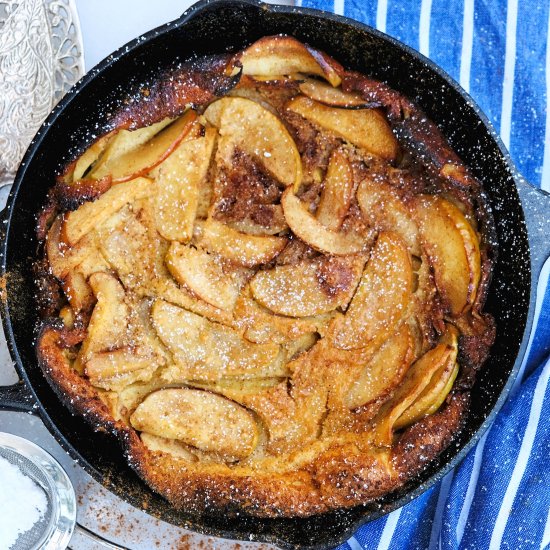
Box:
(0, 200, 38, 414)
(517, 177, 550, 277)
(0, 382, 37, 413)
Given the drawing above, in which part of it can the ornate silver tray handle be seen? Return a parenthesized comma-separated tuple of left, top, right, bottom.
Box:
(0, 0, 84, 187)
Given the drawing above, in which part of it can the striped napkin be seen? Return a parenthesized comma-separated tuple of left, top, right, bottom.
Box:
(297, 0, 550, 548)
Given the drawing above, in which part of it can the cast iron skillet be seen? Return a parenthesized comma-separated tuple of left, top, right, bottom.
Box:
(1, 1, 549, 548)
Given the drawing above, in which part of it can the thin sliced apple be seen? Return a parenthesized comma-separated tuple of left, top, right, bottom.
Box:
(99, 207, 233, 326)
(250, 254, 366, 317)
(237, 35, 342, 87)
(233, 292, 332, 345)
(330, 231, 413, 350)
(287, 96, 399, 161)
(61, 271, 94, 314)
(299, 79, 368, 108)
(394, 325, 459, 428)
(195, 218, 287, 267)
(140, 433, 198, 462)
(151, 299, 284, 379)
(357, 176, 420, 255)
(130, 388, 259, 460)
(85, 346, 164, 380)
(88, 110, 198, 182)
(316, 149, 354, 231)
(281, 188, 364, 255)
(46, 216, 95, 278)
(47, 216, 109, 281)
(345, 324, 416, 409)
(204, 96, 302, 190)
(153, 127, 217, 242)
(373, 343, 453, 447)
(61, 177, 153, 246)
(413, 195, 481, 316)
(89, 118, 175, 180)
(165, 242, 240, 312)
(69, 131, 117, 182)
(77, 272, 128, 366)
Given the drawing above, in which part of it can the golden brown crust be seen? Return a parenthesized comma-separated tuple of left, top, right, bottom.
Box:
(35, 35, 496, 518)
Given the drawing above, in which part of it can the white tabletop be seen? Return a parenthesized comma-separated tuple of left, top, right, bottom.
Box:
(0, 1, 288, 548)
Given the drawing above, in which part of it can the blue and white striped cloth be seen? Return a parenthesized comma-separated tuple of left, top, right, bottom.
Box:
(297, 0, 550, 548)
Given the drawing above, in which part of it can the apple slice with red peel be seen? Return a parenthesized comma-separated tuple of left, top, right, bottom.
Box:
(250, 254, 366, 317)
(329, 231, 413, 350)
(372, 342, 453, 447)
(357, 176, 421, 255)
(281, 188, 365, 255)
(88, 110, 198, 183)
(165, 242, 240, 312)
(88, 118, 174, 180)
(204, 96, 302, 190)
(299, 79, 369, 108)
(287, 96, 399, 161)
(153, 127, 217, 243)
(65, 131, 117, 182)
(413, 195, 481, 316)
(394, 325, 459, 429)
(316, 149, 354, 231)
(237, 35, 342, 87)
(195, 218, 287, 267)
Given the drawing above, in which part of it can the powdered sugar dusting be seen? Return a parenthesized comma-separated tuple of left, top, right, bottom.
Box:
(0, 456, 48, 549)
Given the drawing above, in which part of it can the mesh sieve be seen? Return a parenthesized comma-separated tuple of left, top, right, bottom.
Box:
(0, 432, 76, 550)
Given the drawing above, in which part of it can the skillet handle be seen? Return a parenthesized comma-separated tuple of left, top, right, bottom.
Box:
(0, 199, 38, 414)
(0, 382, 37, 413)
(517, 177, 550, 278)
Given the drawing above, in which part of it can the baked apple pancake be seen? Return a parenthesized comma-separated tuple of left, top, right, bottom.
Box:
(35, 35, 496, 517)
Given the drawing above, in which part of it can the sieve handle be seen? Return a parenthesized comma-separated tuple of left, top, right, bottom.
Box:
(0, 381, 37, 413)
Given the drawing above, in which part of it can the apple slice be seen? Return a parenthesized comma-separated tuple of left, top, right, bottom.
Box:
(394, 325, 459, 429)
(88, 118, 174, 180)
(67, 131, 117, 182)
(237, 35, 342, 87)
(330, 231, 413, 350)
(165, 242, 241, 312)
(372, 342, 453, 447)
(287, 96, 399, 161)
(153, 127, 216, 242)
(299, 79, 368, 108)
(194, 218, 287, 267)
(316, 149, 354, 231)
(233, 292, 332, 345)
(130, 388, 259, 460)
(357, 176, 421, 255)
(61, 271, 94, 314)
(88, 110, 198, 183)
(85, 346, 164, 380)
(413, 195, 481, 316)
(76, 272, 128, 368)
(281, 188, 365, 255)
(151, 299, 284, 380)
(204, 96, 302, 190)
(61, 177, 153, 246)
(345, 324, 416, 409)
(250, 254, 366, 317)
(46, 216, 94, 278)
